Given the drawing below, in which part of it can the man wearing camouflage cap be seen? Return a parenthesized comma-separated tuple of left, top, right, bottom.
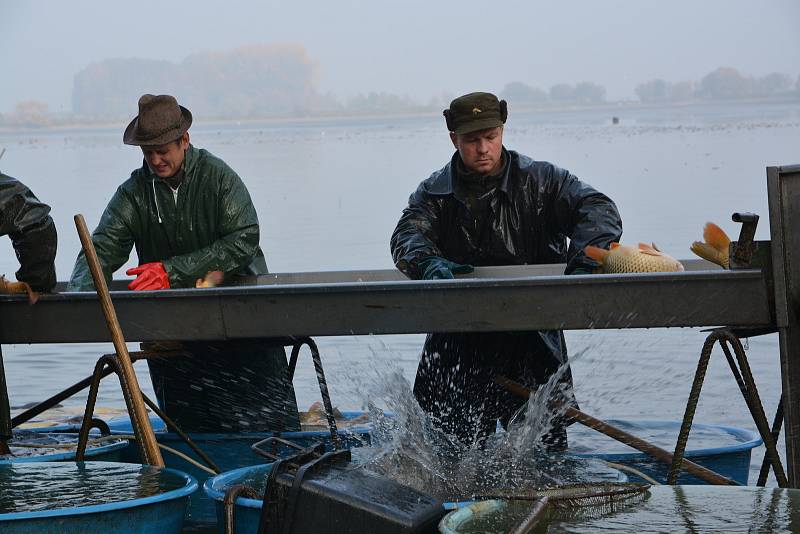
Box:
(391, 92, 622, 449)
(67, 94, 300, 433)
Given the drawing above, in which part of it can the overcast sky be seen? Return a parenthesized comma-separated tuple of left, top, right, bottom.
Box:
(2, 0, 798, 113)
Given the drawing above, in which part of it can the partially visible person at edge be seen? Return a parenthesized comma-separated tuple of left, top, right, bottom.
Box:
(1, 173, 57, 292)
(66, 94, 300, 433)
(390, 92, 623, 450)
(0, 172, 58, 448)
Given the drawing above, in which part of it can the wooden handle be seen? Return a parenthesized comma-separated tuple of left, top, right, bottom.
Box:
(494, 375, 737, 486)
(74, 214, 163, 466)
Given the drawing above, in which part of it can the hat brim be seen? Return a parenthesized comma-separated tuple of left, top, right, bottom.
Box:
(452, 117, 504, 135)
(122, 106, 193, 146)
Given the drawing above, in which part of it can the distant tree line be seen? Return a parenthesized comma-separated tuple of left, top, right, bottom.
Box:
(72, 44, 323, 119)
(500, 81, 607, 107)
(1, 54, 798, 128)
(634, 67, 798, 103)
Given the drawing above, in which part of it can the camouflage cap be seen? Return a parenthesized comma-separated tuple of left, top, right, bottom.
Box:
(443, 92, 508, 134)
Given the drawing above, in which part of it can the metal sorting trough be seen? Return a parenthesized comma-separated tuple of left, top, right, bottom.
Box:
(0, 260, 773, 343)
(1, 164, 799, 485)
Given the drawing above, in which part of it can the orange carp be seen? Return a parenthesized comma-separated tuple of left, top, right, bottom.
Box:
(0, 275, 38, 304)
(690, 222, 730, 269)
(584, 243, 685, 273)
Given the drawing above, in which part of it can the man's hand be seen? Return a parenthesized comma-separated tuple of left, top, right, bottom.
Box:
(417, 256, 474, 280)
(126, 262, 170, 290)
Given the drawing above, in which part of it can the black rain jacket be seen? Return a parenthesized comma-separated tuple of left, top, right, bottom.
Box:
(391, 148, 622, 394)
(391, 149, 622, 281)
(0, 173, 57, 291)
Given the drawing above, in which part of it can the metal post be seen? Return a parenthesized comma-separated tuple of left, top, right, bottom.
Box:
(0, 345, 11, 454)
(767, 164, 800, 487)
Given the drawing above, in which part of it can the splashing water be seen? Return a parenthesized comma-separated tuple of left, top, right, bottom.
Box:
(333, 342, 618, 501)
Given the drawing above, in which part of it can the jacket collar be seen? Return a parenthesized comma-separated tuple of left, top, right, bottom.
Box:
(424, 147, 514, 200)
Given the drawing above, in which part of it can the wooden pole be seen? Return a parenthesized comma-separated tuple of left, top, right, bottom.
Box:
(494, 375, 738, 486)
(74, 214, 163, 466)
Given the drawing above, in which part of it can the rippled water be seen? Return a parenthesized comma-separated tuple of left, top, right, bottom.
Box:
(0, 462, 188, 513)
(1, 100, 799, 487)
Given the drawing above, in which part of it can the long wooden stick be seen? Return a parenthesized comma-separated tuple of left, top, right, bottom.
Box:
(74, 214, 163, 466)
(494, 375, 737, 486)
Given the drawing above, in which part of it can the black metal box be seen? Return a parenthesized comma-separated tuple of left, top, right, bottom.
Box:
(266, 460, 445, 533)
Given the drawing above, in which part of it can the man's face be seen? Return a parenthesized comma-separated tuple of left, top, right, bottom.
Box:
(141, 133, 189, 178)
(450, 126, 504, 175)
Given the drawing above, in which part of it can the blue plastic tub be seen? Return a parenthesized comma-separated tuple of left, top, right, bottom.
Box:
(22, 414, 168, 434)
(112, 413, 371, 524)
(1, 433, 129, 464)
(439, 500, 509, 534)
(203, 458, 627, 534)
(570, 420, 762, 484)
(0, 461, 197, 534)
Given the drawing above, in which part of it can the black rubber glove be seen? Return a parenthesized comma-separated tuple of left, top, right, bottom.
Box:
(417, 256, 474, 280)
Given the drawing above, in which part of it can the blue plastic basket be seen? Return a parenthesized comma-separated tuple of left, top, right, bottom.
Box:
(571, 420, 762, 484)
(0, 461, 197, 534)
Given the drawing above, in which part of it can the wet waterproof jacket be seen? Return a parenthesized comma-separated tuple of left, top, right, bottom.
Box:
(390, 149, 622, 444)
(68, 144, 267, 291)
(392, 149, 622, 278)
(0, 173, 57, 291)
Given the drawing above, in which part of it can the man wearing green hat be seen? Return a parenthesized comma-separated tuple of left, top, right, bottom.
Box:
(391, 92, 622, 449)
(67, 94, 300, 433)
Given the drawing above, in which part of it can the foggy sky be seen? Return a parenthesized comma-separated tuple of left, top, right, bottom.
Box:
(1, 0, 798, 113)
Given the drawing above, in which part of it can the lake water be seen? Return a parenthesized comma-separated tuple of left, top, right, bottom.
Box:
(1, 100, 799, 485)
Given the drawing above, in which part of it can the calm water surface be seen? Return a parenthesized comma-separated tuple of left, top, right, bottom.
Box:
(1, 100, 799, 485)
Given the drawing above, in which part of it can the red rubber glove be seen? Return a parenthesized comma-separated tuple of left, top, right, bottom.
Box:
(126, 262, 170, 291)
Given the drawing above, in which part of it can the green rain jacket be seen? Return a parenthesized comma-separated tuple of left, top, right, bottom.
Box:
(68, 144, 267, 290)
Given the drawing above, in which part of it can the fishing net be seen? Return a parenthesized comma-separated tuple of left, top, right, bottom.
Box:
(468, 482, 652, 532)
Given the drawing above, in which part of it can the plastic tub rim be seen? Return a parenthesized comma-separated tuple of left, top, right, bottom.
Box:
(107, 411, 372, 439)
(0, 436, 129, 463)
(0, 461, 198, 522)
(439, 499, 507, 534)
(571, 419, 762, 461)
(204, 463, 269, 510)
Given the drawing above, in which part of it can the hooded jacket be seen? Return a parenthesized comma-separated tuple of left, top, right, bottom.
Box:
(0, 173, 57, 291)
(68, 144, 267, 290)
